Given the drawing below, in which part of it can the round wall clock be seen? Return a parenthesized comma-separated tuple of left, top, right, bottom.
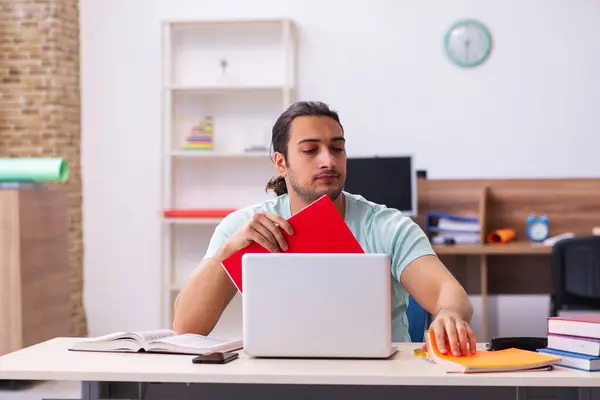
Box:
(444, 19, 492, 68)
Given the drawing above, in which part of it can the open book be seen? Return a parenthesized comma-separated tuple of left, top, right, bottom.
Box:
(424, 330, 560, 373)
(68, 329, 242, 356)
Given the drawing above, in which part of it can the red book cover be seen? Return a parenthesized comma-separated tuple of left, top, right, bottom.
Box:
(221, 195, 364, 293)
(548, 315, 600, 324)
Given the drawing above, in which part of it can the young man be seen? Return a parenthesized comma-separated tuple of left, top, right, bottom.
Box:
(173, 101, 476, 356)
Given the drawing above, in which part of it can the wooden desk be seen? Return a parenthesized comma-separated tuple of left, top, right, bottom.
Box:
(0, 338, 599, 400)
(416, 178, 600, 342)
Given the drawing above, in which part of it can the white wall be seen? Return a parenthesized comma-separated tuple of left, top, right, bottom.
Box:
(80, 0, 600, 338)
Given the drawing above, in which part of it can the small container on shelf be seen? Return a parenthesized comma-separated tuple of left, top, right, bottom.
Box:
(243, 122, 270, 154)
(182, 115, 214, 151)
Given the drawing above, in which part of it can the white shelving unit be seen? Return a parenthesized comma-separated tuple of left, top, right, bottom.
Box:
(160, 18, 297, 331)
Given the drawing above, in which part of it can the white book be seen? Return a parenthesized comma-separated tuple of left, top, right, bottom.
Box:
(547, 334, 600, 356)
(68, 329, 242, 355)
(437, 219, 480, 233)
(431, 230, 480, 245)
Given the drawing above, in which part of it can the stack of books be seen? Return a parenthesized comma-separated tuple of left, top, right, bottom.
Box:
(425, 211, 481, 245)
(537, 315, 600, 371)
(182, 115, 214, 151)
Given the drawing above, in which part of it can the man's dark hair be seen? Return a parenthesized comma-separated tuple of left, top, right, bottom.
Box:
(265, 101, 343, 196)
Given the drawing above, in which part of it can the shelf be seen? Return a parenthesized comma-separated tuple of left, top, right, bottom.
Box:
(160, 18, 296, 330)
(164, 18, 293, 27)
(166, 19, 295, 89)
(167, 85, 292, 94)
(169, 151, 270, 158)
(170, 89, 280, 154)
(433, 242, 552, 255)
(163, 218, 223, 225)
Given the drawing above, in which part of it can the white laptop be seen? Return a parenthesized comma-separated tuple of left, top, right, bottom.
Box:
(241, 253, 395, 358)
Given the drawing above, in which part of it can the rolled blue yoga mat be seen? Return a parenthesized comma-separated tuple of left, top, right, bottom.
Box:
(0, 158, 69, 182)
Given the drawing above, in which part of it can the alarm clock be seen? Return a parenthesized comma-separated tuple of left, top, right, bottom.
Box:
(526, 215, 550, 242)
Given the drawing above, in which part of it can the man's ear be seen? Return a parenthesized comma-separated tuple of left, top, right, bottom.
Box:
(273, 152, 287, 177)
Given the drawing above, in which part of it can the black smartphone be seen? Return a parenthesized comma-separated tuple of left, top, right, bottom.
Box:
(192, 352, 239, 364)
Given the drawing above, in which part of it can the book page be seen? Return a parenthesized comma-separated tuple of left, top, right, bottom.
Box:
(136, 329, 177, 343)
(149, 333, 233, 349)
(76, 332, 130, 343)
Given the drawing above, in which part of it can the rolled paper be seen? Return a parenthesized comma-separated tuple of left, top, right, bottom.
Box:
(0, 158, 69, 182)
(487, 228, 516, 244)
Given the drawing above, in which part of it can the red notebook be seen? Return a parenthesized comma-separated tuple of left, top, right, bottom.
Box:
(221, 195, 364, 293)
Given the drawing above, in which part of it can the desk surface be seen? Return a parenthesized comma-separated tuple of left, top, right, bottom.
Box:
(0, 338, 597, 387)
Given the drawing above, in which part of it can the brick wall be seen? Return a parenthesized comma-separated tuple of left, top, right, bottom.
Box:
(0, 0, 87, 336)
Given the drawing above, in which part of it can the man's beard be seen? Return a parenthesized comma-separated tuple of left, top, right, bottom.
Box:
(288, 171, 344, 204)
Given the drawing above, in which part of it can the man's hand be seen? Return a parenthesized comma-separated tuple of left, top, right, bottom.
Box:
(224, 211, 294, 254)
(421, 309, 477, 356)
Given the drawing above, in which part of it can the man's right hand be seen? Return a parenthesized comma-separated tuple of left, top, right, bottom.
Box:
(224, 212, 295, 254)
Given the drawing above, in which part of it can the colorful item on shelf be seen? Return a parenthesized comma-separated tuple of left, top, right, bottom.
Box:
(526, 214, 550, 242)
(487, 228, 516, 244)
(182, 115, 214, 151)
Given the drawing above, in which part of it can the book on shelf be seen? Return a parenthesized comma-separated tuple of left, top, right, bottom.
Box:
(536, 314, 600, 371)
(424, 330, 560, 373)
(182, 115, 214, 151)
(68, 329, 242, 356)
(221, 194, 364, 293)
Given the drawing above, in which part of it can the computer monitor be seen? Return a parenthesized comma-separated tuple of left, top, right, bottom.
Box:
(343, 155, 417, 216)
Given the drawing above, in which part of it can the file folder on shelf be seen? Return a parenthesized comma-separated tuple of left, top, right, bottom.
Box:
(426, 211, 480, 233)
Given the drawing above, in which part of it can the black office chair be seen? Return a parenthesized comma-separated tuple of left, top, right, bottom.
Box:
(550, 235, 600, 317)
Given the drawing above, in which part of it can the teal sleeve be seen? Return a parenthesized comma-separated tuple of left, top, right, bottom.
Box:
(202, 225, 229, 260)
(202, 210, 250, 260)
(376, 209, 436, 282)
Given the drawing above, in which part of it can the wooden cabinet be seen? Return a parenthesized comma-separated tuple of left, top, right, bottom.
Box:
(0, 187, 73, 356)
(415, 177, 600, 341)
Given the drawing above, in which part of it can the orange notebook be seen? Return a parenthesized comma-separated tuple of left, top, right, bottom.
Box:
(221, 195, 364, 293)
(424, 330, 561, 373)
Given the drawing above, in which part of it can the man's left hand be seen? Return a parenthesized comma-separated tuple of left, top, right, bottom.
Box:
(420, 309, 477, 356)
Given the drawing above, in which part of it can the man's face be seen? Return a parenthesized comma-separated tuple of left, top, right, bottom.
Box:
(276, 115, 347, 203)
